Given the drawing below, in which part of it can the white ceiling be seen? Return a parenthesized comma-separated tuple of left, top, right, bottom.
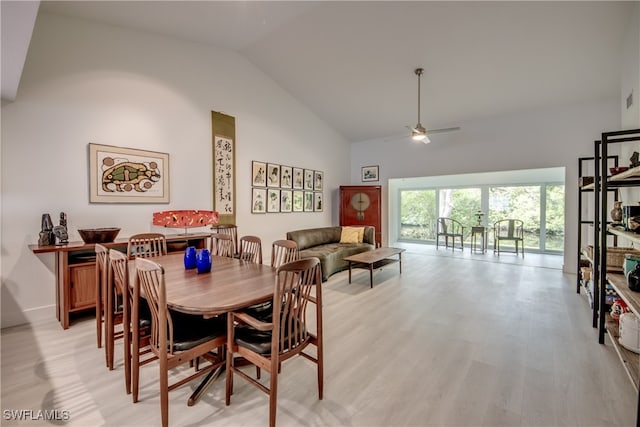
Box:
(20, 1, 639, 142)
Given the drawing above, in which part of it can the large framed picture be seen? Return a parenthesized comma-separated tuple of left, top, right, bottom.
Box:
(252, 188, 266, 214)
(267, 163, 280, 188)
(88, 143, 169, 203)
(252, 161, 267, 187)
(361, 165, 379, 182)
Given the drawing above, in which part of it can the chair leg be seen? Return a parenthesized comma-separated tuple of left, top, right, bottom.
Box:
(269, 365, 279, 427)
(225, 317, 234, 406)
(123, 314, 131, 395)
(132, 324, 140, 402)
(96, 285, 102, 348)
(160, 358, 169, 427)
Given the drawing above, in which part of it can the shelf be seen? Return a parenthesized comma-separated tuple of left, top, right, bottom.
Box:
(605, 316, 640, 393)
(607, 273, 640, 319)
(608, 226, 640, 246)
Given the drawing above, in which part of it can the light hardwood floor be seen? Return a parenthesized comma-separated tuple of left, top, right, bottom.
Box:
(1, 249, 636, 426)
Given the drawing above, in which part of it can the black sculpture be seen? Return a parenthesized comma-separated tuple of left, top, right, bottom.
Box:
(53, 212, 69, 245)
(38, 214, 55, 246)
(631, 151, 640, 168)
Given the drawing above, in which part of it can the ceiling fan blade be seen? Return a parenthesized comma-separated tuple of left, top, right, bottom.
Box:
(425, 126, 461, 135)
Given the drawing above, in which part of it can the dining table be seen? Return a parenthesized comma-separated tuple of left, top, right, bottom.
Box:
(129, 252, 277, 405)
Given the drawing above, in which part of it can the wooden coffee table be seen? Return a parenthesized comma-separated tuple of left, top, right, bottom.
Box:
(343, 247, 406, 288)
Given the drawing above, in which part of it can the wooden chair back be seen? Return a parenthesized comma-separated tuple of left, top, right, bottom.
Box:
(210, 233, 234, 258)
(225, 257, 323, 427)
(211, 224, 238, 255)
(271, 239, 299, 268)
(127, 233, 167, 258)
(494, 219, 524, 240)
(94, 243, 109, 349)
(238, 235, 263, 264)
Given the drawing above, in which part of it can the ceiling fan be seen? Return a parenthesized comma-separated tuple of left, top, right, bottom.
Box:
(406, 67, 460, 144)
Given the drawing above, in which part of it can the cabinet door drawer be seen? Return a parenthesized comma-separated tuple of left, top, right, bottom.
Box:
(69, 263, 96, 311)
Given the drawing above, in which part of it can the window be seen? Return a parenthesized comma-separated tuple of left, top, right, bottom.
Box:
(399, 189, 436, 241)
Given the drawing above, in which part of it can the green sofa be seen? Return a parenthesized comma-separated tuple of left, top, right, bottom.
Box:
(286, 226, 375, 281)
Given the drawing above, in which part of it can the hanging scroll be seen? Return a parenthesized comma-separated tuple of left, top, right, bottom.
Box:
(211, 111, 236, 224)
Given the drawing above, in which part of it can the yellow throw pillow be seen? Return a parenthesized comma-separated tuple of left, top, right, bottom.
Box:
(340, 227, 360, 244)
(354, 226, 365, 243)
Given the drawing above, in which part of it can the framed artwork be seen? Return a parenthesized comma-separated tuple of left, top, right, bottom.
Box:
(293, 167, 304, 189)
(281, 190, 292, 212)
(314, 192, 323, 212)
(280, 165, 293, 189)
(252, 188, 266, 214)
(304, 169, 314, 190)
(252, 161, 267, 187)
(88, 143, 169, 203)
(213, 135, 235, 215)
(304, 191, 314, 212)
(267, 163, 280, 188)
(293, 191, 304, 212)
(267, 189, 280, 213)
(314, 170, 323, 191)
(362, 165, 379, 182)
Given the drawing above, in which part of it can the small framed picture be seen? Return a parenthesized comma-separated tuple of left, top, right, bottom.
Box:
(293, 167, 304, 189)
(281, 190, 292, 212)
(304, 191, 314, 212)
(293, 191, 304, 212)
(280, 165, 293, 188)
(252, 161, 267, 187)
(314, 192, 323, 212)
(267, 163, 280, 188)
(252, 188, 266, 214)
(362, 165, 379, 182)
(267, 189, 280, 213)
(314, 171, 323, 191)
(304, 169, 314, 190)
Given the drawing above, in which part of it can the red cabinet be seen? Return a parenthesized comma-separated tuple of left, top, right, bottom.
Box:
(340, 185, 382, 247)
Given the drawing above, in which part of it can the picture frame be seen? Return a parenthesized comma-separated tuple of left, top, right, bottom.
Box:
(293, 167, 304, 189)
(88, 143, 169, 203)
(293, 191, 304, 212)
(267, 163, 280, 188)
(304, 169, 314, 190)
(280, 165, 293, 189)
(314, 192, 323, 212)
(252, 161, 267, 187)
(267, 189, 281, 213)
(251, 188, 267, 214)
(361, 165, 379, 182)
(304, 191, 314, 212)
(281, 189, 292, 212)
(314, 170, 323, 191)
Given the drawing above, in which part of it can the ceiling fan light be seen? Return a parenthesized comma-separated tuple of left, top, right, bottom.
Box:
(412, 132, 426, 141)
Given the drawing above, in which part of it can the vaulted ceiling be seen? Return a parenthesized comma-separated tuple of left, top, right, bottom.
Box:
(4, 1, 635, 142)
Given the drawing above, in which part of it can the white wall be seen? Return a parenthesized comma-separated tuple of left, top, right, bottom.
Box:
(0, 13, 350, 327)
(350, 100, 621, 273)
(621, 2, 640, 129)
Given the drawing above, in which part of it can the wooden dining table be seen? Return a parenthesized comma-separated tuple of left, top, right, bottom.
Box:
(128, 252, 277, 405)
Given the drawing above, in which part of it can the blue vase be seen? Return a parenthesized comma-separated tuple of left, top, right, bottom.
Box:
(196, 249, 212, 274)
(184, 246, 197, 270)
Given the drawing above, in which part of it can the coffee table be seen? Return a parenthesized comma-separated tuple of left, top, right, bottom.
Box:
(343, 247, 406, 288)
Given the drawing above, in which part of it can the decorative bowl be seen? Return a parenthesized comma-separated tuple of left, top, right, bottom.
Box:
(610, 167, 629, 175)
(78, 228, 121, 244)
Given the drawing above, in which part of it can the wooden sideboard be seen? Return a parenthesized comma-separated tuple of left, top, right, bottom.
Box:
(29, 232, 211, 329)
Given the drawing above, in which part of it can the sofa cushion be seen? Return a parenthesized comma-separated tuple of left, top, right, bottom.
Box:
(300, 242, 374, 281)
(286, 227, 342, 250)
(340, 227, 361, 243)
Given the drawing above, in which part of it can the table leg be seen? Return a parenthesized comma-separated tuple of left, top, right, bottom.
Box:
(187, 365, 224, 406)
(399, 253, 402, 274)
(348, 261, 352, 284)
(369, 264, 374, 288)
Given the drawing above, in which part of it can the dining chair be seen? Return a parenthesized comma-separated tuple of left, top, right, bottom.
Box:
(270, 239, 299, 268)
(238, 235, 263, 264)
(210, 233, 234, 258)
(127, 233, 167, 258)
(94, 243, 109, 351)
(133, 257, 227, 427)
(109, 249, 155, 396)
(493, 219, 525, 257)
(104, 249, 126, 371)
(211, 223, 238, 256)
(225, 257, 324, 427)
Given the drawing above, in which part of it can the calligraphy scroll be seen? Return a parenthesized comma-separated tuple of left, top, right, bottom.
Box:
(211, 111, 236, 224)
